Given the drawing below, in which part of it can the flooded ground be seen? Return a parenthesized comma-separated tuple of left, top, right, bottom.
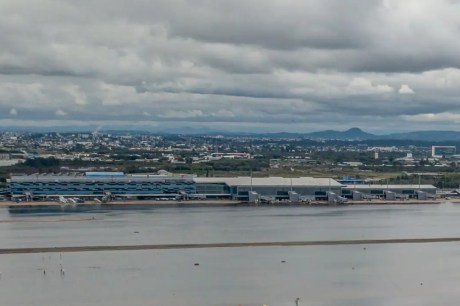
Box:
(1, 204, 460, 305)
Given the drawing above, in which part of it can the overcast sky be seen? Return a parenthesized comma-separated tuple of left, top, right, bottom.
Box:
(1, 0, 460, 133)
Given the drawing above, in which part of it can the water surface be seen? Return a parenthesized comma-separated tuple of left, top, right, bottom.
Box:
(1, 204, 460, 305)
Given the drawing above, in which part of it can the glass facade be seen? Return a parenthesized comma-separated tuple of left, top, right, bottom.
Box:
(195, 184, 341, 198)
(195, 183, 230, 195)
(342, 187, 436, 196)
(10, 177, 195, 197)
(236, 186, 341, 196)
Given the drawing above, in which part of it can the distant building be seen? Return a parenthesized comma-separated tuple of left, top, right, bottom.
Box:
(337, 176, 364, 185)
(0, 153, 11, 160)
(432, 146, 456, 158)
(374, 151, 379, 160)
(0, 160, 21, 167)
(394, 152, 416, 165)
(207, 152, 251, 160)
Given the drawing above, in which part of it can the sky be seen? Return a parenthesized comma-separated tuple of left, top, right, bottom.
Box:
(1, 0, 460, 133)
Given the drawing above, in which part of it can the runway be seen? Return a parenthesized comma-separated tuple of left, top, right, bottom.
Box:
(2, 237, 460, 254)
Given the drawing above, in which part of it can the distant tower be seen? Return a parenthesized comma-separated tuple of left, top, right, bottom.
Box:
(374, 150, 379, 160)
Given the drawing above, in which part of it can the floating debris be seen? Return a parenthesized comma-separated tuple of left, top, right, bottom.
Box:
(281, 260, 286, 263)
(194, 263, 200, 266)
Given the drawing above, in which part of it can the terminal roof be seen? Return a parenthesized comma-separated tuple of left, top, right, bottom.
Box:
(193, 177, 342, 187)
(344, 184, 436, 189)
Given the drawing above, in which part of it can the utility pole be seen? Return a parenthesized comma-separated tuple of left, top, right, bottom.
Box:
(250, 166, 253, 192)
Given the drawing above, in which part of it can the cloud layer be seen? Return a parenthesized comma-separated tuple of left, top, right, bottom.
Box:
(1, 0, 460, 132)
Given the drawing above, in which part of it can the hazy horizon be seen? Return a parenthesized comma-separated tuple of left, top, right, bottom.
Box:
(3, 125, 460, 137)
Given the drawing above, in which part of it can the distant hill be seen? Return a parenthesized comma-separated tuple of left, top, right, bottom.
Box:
(302, 127, 378, 140)
(297, 128, 460, 142)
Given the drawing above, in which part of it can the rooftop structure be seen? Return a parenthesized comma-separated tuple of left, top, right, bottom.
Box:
(85, 171, 124, 176)
(432, 146, 456, 158)
(193, 176, 341, 187)
(344, 184, 436, 190)
(337, 176, 364, 185)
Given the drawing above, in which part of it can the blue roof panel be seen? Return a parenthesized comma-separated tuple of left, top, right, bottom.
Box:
(85, 172, 125, 177)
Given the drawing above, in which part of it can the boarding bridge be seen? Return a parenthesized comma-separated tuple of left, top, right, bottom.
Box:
(327, 191, 347, 204)
(327, 191, 340, 202)
(352, 191, 363, 201)
(417, 191, 428, 200)
(288, 191, 300, 202)
(248, 191, 260, 204)
(385, 190, 396, 200)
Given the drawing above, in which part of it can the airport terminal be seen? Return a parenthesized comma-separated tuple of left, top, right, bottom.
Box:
(8, 172, 196, 201)
(7, 172, 438, 203)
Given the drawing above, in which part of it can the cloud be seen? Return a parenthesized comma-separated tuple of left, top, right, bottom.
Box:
(399, 84, 415, 94)
(0, 0, 460, 132)
(347, 78, 394, 95)
(159, 110, 204, 119)
(55, 109, 67, 116)
(65, 85, 87, 105)
(401, 112, 460, 123)
(211, 109, 235, 118)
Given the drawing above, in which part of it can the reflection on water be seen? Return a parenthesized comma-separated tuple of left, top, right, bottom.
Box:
(1, 204, 460, 305)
